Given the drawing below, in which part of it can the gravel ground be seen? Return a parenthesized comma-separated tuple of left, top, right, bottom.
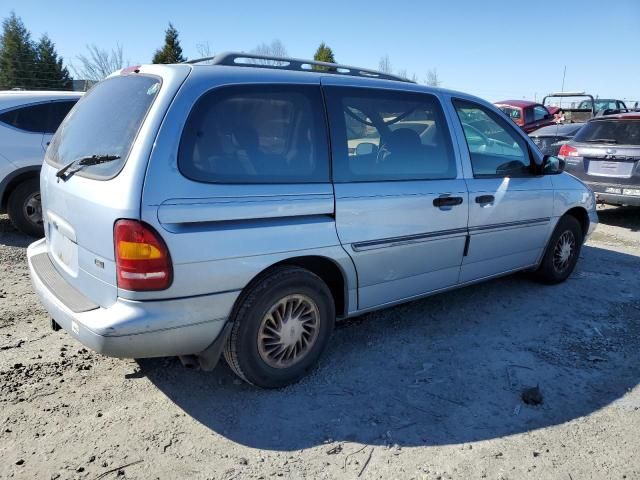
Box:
(1, 206, 639, 480)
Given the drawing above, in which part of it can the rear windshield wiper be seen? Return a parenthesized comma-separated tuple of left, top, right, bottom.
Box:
(583, 138, 618, 144)
(56, 154, 121, 180)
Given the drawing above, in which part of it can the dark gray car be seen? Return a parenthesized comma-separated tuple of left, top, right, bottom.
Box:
(560, 113, 640, 206)
(529, 123, 584, 156)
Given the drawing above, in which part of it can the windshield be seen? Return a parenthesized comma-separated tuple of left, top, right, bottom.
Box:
(46, 75, 161, 179)
(574, 119, 640, 145)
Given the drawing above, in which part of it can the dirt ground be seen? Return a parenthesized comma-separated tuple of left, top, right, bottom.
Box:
(1, 206, 639, 480)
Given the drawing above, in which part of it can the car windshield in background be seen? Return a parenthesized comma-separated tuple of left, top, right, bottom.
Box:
(497, 106, 521, 120)
(573, 119, 640, 145)
(46, 75, 161, 179)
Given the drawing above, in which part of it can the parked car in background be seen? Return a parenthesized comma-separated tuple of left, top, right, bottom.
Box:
(0, 91, 82, 236)
(27, 53, 597, 388)
(543, 91, 596, 123)
(560, 112, 640, 206)
(529, 123, 585, 156)
(494, 100, 555, 133)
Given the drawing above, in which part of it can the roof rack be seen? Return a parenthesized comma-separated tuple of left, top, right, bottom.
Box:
(546, 91, 588, 96)
(184, 51, 413, 83)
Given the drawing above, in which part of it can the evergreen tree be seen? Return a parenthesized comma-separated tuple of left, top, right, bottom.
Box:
(0, 12, 38, 89)
(35, 35, 72, 90)
(313, 42, 335, 64)
(152, 23, 186, 64)
(312, 42, 336, 71)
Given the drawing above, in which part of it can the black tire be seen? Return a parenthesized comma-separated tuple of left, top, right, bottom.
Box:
(7, 178, 43, 237)
(224, 266, 335, 388)
(534, 215, 583, 284)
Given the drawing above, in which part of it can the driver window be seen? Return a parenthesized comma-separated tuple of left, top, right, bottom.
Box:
(326, 87, 456, 182)
(453, 99, 531, 178)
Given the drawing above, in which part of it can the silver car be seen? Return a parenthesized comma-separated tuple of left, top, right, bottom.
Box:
(0, 91, 82, 236)
(27, 53, 597, 388)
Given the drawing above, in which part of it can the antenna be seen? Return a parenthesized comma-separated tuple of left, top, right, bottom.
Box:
(559, 66, 566, 109)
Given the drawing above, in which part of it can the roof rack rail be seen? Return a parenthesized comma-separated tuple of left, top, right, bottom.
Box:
(546, 91, 588, 96)
(184, 51, 413, 83)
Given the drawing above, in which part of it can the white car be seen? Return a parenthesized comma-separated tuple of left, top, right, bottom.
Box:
(0, 91, 82, 236)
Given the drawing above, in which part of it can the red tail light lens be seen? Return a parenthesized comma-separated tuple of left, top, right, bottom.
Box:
(558, 144, 578, 159)
(114, 220, 172, 291)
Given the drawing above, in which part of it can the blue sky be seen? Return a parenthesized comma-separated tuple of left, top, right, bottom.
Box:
(2, 0, 639, 102)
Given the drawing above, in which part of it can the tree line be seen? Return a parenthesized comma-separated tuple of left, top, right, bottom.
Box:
(0, 12, 441, 90)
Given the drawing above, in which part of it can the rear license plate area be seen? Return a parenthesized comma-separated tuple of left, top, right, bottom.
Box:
(48, 222, 78, 275)
(586, 159, 633, 178)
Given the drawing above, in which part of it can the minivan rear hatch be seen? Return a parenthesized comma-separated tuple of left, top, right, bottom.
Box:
(39, 65, 190, 307)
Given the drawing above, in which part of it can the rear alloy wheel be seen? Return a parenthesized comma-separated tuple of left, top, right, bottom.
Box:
(7, 178, 44, 237)
(257, 294, 321, 369)
(535, 215, 583, 284)
(224, 266, 335, 388)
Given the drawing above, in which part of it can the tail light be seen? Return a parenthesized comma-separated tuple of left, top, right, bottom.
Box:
(558, 144, 579, 159)
(114, 219, 172, 291)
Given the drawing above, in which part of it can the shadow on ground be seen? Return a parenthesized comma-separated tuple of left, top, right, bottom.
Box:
(0, 215, 35, 248)
(597, 205, 640, 232)
(140, 245, 640, 451)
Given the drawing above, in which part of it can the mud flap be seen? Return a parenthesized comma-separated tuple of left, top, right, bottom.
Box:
(196, 322, 233, 371)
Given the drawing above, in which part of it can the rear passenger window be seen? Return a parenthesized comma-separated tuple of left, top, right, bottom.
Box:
(0, 103, 51, 133)
(453, 99, 531, 178)
(46, 101, 77, 133)
(325, 87, 456, 182)
(179, 85, 329, 183)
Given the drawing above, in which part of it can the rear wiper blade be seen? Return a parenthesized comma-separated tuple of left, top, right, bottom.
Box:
(583, 138, 618, 144)
(56, 154, 121, 180)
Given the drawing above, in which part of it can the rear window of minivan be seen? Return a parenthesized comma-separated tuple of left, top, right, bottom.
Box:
(46, 75, 160, 179)
(178, 85, 329, 184)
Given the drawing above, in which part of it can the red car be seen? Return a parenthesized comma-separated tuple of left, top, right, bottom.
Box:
(494, 100, 556, 133)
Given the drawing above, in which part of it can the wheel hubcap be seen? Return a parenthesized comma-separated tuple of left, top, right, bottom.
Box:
(257, 294, 320, 369)
(23, 193, 43, 226)
(553, 230, 575, 273)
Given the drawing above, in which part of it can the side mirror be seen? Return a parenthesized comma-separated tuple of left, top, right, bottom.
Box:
(544, 113, 553, 120)
(542, 155, 565, 175)
(355, 142, 377, 156)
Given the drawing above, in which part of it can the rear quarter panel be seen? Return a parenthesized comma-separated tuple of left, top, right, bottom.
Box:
(138, 68, 357, 311)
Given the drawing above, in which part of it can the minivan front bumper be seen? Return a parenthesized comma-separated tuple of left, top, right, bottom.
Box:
(27, 238, 237, 358)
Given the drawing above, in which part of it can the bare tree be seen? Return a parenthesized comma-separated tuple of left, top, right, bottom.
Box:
(249, 39, 288, 65)
(196, 41, 212, 58)
(195, 41, 214, 63)
(425, 68, 442, 87)
(72, 44, 126, 81)
(378, 55, 392, 74)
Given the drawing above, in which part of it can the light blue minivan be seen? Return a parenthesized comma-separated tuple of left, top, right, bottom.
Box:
(27, 53, 597, 387)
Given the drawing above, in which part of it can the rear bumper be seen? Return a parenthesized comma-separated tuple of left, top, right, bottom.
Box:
(584, 182, 640, 207)
(565, 166, 640, 206)
(594, 191, 640, 207)
(27, 238, 238, 358)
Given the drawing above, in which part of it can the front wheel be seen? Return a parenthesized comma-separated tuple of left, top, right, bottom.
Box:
(224, 266, 335, 388)
(534, 215, 583, 284)
(7, 178, 44, 237)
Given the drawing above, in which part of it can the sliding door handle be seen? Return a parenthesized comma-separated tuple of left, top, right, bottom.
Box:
(475, 195, 495, 205)
(433, 196, 463, 208)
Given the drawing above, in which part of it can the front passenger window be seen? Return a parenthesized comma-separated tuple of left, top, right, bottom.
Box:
(453, 100, 531, 178)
